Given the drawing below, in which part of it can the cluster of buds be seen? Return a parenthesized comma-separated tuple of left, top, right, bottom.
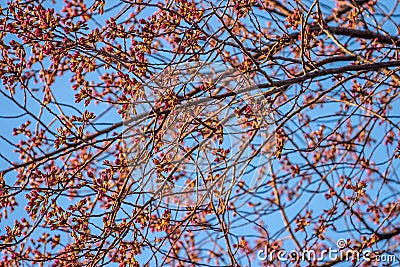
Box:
(285, 9, 301, 30)
(211, 147, 230, 162)
(233, 0, 256, 18)
(155, 89, 178, 112)
(274, 129, 287, 159)
(294, 212, 311, 232)
(345, 181, 367, 199)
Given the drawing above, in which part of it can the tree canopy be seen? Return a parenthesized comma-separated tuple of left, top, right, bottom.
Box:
(0, 0, 399, 266)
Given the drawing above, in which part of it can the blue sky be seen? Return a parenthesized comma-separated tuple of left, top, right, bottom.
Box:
(0, 0, 399, 266)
